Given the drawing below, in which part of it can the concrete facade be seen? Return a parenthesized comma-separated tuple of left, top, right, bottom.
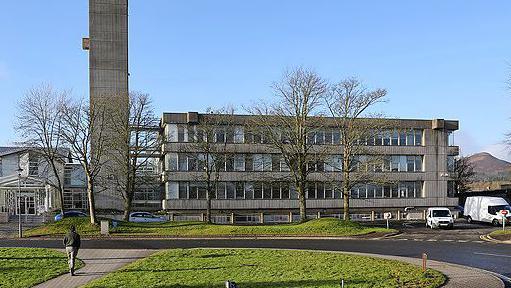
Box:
(160, 112, 460, 222)
(88, 0, 129, 210)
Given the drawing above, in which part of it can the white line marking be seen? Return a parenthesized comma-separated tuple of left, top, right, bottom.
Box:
(474, 252, 511, 258)
(426, 239, 437, 242)
(457, 240, 469, 243)
(473, 241, 484, 243)
(441, 239, 454, 242)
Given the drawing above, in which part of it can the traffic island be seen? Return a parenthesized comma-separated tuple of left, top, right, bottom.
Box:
(81, 248, 446, 288)
(0, 247, 84, 288)
(23, 218, 397, 239)
(486, 229, 511, 243)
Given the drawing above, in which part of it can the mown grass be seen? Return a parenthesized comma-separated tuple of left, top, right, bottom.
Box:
(83, 248, 445, 288)
(25, 217, 395, 237)
(0, 247, 84, 288)
(489, 229, 511, 241)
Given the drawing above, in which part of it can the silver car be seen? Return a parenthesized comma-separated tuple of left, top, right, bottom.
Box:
(128, 212, 167, 223)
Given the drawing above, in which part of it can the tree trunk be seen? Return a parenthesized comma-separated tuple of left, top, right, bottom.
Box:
(49, 161, 65, 218)
(123, 197, 132, 222)
(206, 189, 212, 223)
(297, 184, 307, 222)
(87, 176, 97, 225)
(343, 171, 350, 221)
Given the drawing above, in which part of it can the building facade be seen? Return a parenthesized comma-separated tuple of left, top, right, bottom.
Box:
(160, 112, 459, 222)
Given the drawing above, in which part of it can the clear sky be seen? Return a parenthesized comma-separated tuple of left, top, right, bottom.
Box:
(1, 1, 510, 160)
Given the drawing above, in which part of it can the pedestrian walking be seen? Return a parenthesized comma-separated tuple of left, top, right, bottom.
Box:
(63, 225, 81, 276)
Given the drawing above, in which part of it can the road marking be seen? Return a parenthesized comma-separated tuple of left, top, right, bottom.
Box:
(441, 239, 454, 242)
(457, 240, 469, 243)
(474, 252, 511, 258)
(473, 241, 485, 243)
(413, 239, 422, 241)
(426, 239, 437, 242)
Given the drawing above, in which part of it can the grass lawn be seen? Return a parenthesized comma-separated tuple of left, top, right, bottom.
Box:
(25, 217, 396, 238)
(83, 248, 445, 288)
(489, 229, 511, 241)
(0, 247, 84, 288)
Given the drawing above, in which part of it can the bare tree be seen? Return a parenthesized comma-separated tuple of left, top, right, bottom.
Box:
(60, 98, 110, 224)
(185, 107, 236, 223)
(453, 156, 475, 194)
(248, 68, 328, 222)
(15, 84, 69, 217)
(325, 78, 388, 220)
(108, 93, 160, 221)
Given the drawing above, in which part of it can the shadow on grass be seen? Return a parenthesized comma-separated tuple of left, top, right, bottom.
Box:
(0, 256, 65, 260)
(108, 279, 375, 288)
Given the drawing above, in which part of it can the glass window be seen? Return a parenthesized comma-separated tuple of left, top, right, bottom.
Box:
(263, 154, 272, 171)
(187, 155, 197, 171)
(316, 131, 324, 145)
(236, 182, 244, 199)
(407, 156, 415, 172)
(245, 182, 254, 199)
(215, 128, 225, 143)
(177, 125, 187, 142)
(375, 132, 383, 146)
(234, 154, 245, 171)
(383, 130, 391, 146)
(272, 154, 281, 172)
(447, 181, 456, 197)
(383, 156, 391, 172)
(415, 130, 423, 146)
(245, 154, 253, 171)
(307, 132, 316, 144)
(351, 185, 360, 198)
(391, 130, 399, 145)
(307, 182, 316, 199)
(225, 128, 234, 144)
(447, 156, 455, 172)
(189, 182, 198, 199)
(399, 156, 407, 172)
(253, 154, 263, 171)
(415, 156, 423, 172)
(383, 186, 391, 198)
(406, 130, 414, 146)
(391, 156, 400, 172)
(324, 130, 333, 145)
(399, 131, 406, 146)
(225, 155, 234, 172)
(280, 157, 290, 172)
(391, 184, 399, 198)
(325, 184, 333, 198)
(263, 183, 272, 199)
(216, 182, 226, 199)
(178, 154, 187, 171)
(359, 184, 368, 198)
(179, 182, 188, 199)
(334, 184, 343, 199)
(226, 182, 235, 199)
(271, 183, 280, 199)
(244, 132, 254, 144)
(281, 183, 290, 199)
(290, 185, 298, 199)
(234, 126, 244, 143)
(316, 182, 325, 199)
(254, 182, 262, 199)
(333, 130, 341, 145)
(198, 182, 207, 199)
(28, 154, 39, 176)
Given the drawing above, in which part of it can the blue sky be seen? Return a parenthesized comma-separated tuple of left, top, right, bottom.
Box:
(0, 1, 510, 160)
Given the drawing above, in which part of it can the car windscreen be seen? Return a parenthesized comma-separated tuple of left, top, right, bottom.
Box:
(488, 205, 511, 215)
(432, 210, 451, 217)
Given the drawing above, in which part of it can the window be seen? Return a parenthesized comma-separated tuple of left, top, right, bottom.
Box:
(407, 156, 415, 172)
(234, 126, 244, 143)
(263, 183, 271, 199)
(189, 182, 198, 199)
(234, 155, 245, 171)
(271, 155, 281, 172)
(253, 154, 263, 171)
(225, 155, 234, 171)
(271, 183, 280, 199)
(178, 154, 187, 171)
(391, 130, 399, 146)
(236, 182, 244, 199)
(254, 182, 263, 199)
(307, 182, 316, 199)
(316, 131, 324, 145)
(187, 155, 197, 171)
(316, 183, 325, 199)
(447, 156, 455, 172)
(29, 154, 39, 176)
(383, 130, 391, 146)
(281, 183, 290, 199)
(217, 182, 226, 199)
(245, 154, 253, 171)
(215, 128, 225, 143)
(325, 184, 333, 198)
(447, 181, 457, 198)
(179, 182, 188, 199)
(324, 130, 333, 145)
(415, 130, 423, 146)
(415, 156, 423, 172)
(177, 125, 187, 142)
(262, 154, 272, 171)
(244, 182, 254, 199)
(197, 182, 207, 199)
(226, 182, 235, 199)
(406, 130, 414, 146)
(399, 130, 406, 146)
(333, 130, 341, 145)
(391, 156, 400, 172)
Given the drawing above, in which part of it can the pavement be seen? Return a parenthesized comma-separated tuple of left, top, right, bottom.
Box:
(33, 249, 155, 288)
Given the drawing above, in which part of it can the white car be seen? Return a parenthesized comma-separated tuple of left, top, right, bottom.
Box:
(129, 212, 167, 223)
(426, 207, 454, 229)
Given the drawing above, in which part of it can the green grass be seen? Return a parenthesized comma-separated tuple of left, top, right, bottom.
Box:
(489, 229, 511, 241)
(83, 248, 445, 288)
(0, 247, 84, 288)
(25, 217, 395, 238)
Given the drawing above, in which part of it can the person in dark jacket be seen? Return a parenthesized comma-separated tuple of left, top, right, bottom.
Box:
(63, 225, 81, 276)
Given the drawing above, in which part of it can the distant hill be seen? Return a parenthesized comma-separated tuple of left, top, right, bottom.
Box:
(466, 152, 511, 181)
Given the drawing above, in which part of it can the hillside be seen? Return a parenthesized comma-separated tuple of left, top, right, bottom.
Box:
(466, 152, 511, 181)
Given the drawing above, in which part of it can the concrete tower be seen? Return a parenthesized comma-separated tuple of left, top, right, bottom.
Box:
(87, 0, 129, 210)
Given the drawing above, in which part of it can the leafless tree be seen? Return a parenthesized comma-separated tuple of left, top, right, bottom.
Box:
(453, 156, 475, 194)
(15, 84, 69, 217)
(325, 78, 388, 220)
(108, 93, 160, 221)
(60, 98, 110, 224)
(185, 107, 236, 223)
(248, 68, 328, 222)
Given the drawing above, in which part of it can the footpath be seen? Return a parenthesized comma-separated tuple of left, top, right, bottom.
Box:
(341, 251, 505, 288)
(34, 249, 155, 288)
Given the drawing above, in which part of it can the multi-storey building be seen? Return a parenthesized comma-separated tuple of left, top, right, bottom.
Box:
(160, 112, 459, 222)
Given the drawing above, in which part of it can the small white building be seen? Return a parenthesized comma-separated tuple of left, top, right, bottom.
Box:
(0, 147, 86, 218)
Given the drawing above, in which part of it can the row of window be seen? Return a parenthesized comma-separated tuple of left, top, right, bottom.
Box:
(167, 124, 424, 146)
(166, 153, 424, 173)
(133, 188, 161, 201)
(167, 181, 424, 200)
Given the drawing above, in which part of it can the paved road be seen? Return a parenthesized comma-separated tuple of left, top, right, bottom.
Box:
(1, 237, 510, 282)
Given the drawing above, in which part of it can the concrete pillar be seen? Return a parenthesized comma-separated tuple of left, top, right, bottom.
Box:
(169, 213, 175, 222)
(288, 211, 293, 223)
(371, 211, 375, 221)
(423, 210, 427, 220)
(201, 213, 205, 222)
(397, 210, 401, 220)
(230, 213, 235, 224)
(317, 211, 321, 219)
(260, 212, 264, 224)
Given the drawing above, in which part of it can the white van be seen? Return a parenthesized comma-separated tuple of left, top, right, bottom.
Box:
(464, 196, 511, 226)
(426, 207, 454, 229)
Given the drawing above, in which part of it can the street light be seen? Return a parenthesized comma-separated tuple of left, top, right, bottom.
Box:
(16, 167, 23, 238)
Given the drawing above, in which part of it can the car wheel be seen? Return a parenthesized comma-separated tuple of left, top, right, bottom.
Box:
(492, 219, 500, 227)
(467, 216, 472, 224)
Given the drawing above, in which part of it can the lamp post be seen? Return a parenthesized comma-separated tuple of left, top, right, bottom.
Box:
(16, 167, 23, 238)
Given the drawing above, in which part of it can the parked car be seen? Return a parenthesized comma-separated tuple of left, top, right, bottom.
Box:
(426, 207, 454, 229)
(464, 196, 511, 226)
(54, 210, 88, 221)
(128, 212, 167, 223)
